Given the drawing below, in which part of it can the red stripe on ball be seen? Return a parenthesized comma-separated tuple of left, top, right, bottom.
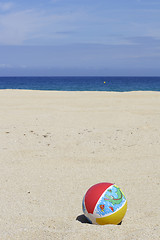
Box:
(85, 182, 113, 214)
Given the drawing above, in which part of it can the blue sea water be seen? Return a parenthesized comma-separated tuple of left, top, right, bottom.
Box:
(0, 76, 160, 91)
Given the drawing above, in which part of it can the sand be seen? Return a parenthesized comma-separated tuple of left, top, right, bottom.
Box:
(0, 90, 160, 240)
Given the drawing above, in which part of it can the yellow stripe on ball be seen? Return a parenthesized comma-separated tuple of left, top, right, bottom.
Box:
(96, 201, 127, 225)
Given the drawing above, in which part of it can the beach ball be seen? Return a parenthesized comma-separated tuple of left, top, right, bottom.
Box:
(82, 182, 127, 225)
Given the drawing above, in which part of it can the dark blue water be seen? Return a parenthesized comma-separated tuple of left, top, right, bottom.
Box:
(0, 76, 160, 91)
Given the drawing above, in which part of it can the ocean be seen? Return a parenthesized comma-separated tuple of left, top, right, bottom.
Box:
(0, 76, 160, 91)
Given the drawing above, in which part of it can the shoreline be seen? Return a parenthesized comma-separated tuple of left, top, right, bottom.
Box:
(1, 89, 160, 92)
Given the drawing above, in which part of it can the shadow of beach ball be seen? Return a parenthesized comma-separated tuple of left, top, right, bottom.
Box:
(82, 182, 127, 225)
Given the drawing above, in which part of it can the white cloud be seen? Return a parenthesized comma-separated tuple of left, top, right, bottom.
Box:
(0, 2, 13, 12)
(0, 9, 39, 44)
(50, 0, 60, 3)
(1, 3, 159, 46)
(0, 63, 12, 68)
(0, 8, 81, 45)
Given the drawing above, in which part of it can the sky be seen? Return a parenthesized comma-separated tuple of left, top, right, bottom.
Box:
(0, 0, 160, 76)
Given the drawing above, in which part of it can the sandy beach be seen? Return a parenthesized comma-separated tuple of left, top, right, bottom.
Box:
(0, 90, 160, 240)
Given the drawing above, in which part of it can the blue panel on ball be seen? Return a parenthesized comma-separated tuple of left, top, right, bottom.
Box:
(95, 185, 126, 217)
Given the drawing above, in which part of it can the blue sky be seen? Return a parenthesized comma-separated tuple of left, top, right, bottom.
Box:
(0, 0, 160, 76)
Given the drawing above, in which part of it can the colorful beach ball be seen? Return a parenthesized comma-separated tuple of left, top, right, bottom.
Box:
(82, 182, 127, 225)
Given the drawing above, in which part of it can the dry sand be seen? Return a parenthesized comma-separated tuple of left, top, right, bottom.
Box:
(0, 90, 160, 240)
